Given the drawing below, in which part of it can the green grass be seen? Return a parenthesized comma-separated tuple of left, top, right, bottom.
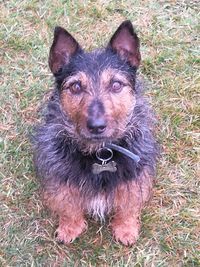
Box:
(0, 0, 199, 266)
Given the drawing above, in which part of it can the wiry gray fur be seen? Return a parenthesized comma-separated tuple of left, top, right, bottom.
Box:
(32, 75, 159, 197)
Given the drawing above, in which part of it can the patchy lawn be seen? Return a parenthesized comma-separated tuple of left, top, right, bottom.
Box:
(0, 0, 199, 266)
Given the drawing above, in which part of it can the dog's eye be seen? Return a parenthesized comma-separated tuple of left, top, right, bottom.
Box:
(111, 81, 123, 93)
(69, 82, 82, 95)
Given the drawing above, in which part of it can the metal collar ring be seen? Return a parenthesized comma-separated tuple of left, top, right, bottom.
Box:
(96, 147, 113, 162)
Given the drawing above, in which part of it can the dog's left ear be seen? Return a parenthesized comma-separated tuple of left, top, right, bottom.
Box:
(108, 20, 141, 68)
(49, 27, 82, 74)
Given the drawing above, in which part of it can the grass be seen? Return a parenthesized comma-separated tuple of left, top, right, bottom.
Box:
(0, 0, 199, 266)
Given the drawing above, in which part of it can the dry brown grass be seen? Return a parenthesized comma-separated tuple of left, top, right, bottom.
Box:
(0, 0, 199, 266)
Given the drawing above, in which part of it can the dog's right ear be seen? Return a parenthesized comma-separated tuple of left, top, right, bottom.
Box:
(108, 20, 141, 68)
(49, 27, 81, 74)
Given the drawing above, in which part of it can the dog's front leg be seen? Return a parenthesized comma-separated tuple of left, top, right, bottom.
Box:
(43, 184, 87, 244)
(111, 170, 153, 246)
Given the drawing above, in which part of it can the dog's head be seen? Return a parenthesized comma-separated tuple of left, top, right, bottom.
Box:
(49, 21, 141, 147)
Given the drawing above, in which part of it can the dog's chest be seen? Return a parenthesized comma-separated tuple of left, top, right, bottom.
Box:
(86, 194, 112, 221)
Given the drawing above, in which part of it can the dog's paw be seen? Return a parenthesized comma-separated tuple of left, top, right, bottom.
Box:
(55, 220, 87, 244)
(111, 221, 140, 246)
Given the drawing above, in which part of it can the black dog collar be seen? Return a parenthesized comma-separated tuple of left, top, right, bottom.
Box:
(107, 143, 140, 163)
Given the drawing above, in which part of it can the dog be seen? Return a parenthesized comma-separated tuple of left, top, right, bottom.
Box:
(33, 20, 158, 246)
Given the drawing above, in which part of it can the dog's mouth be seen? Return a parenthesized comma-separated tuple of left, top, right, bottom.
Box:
(80, 128, 121, 141)
(77, 126, 124, 151)
(81, 134, 112, 143)
(78, 132, 116, 150)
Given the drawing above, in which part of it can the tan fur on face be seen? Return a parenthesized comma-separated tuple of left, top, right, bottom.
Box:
(60, 68, 136, 150)
(60, 71, 92, 130)
(100, 68, 136, 137)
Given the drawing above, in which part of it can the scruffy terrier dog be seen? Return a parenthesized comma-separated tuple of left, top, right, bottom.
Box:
(33, 20, 158, 246)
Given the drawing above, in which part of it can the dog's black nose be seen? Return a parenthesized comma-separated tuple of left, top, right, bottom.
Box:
(87, 99, 107, 135)
(87, 117, 106, 134)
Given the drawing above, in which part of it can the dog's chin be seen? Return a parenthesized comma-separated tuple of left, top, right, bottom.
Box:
(77, 132, 118, 154)
(82, 135, 111, 145)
